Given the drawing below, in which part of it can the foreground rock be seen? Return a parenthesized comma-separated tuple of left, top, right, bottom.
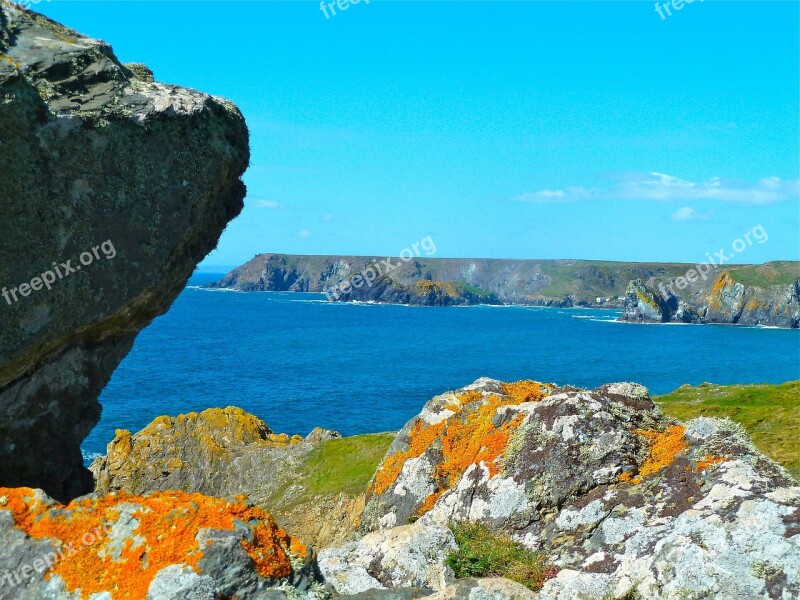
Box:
(0, 4, 249, 500)
(360, 378, 800, 599)
(318, 521, 456, 595)
(91, 407, 388, 548)
(0, 487, 323, 599)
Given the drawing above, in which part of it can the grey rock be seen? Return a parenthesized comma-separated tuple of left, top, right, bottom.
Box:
(362, 378, 800, 599)
(318, 522, 456, 595)
(0, 3, 249, 500)
(427, 578, 538, 599)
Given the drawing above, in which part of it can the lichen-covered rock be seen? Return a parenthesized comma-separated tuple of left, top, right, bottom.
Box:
(89, 408, 367, 549)
(90, 407, 306, 495)
(362, 378, 800, 599)
(317, 521, 456, 595)
(0, 3, 249, 500)
(0, 487, 325, 599)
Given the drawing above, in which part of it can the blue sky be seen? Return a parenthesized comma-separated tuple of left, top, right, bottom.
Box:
(38, 1, 799, 269)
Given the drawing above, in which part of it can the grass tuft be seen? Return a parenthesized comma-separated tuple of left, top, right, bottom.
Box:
(446, 521, 557, 591)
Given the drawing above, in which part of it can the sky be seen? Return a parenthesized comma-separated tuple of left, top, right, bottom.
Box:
(36, 0, 800, 270)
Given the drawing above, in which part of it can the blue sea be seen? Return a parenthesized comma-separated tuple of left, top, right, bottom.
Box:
(82, 273, 800, 461)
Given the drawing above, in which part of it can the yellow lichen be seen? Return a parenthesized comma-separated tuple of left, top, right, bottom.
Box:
(0, 53, 19, 68)
(0, 488, 307, 600)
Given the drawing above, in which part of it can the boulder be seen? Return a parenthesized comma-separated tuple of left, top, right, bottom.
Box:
(317, 521, 456, 595)
(362, 378, 800, 599)
(0, 487, 323, 599)
(90, 406, 376, 549)
(0, 3, 249, 500)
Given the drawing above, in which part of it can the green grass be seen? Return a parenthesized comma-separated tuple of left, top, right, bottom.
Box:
(446, 522, 557, 591)
(655, 380, 800, 479)
(460, 283, 495, 297)
(728, 262, 800, 288)
(301, 433, 395, 496)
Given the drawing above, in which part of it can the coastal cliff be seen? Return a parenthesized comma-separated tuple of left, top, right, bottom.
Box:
(0, 3, 249, 499)
(209, 254, 800, 326)
(620, 269, 800, 327)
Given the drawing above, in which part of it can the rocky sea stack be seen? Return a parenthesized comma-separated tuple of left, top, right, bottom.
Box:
(0, 3, 249, 499)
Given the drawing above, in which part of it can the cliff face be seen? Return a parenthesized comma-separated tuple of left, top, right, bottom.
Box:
(211, 255, 800, 326)
(0, 4, 249, 500)
(208, 254, 699, 307)
(619, 270, 800, 327)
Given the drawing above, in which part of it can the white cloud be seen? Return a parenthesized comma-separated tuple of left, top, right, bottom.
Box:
(670, 206, 710, 222)
(296, 229, 311, 239)
(321, 213, 334, 222)
(253, 199, 283, 209)
(515, 173, 799, 205)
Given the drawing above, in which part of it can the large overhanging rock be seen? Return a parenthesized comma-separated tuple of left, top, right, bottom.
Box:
(0, 3, 249, 500)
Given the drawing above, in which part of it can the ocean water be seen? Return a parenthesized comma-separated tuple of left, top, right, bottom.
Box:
(82, 273, 800, 461)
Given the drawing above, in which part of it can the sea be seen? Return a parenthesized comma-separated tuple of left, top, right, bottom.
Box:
(81, 273, 800, 462)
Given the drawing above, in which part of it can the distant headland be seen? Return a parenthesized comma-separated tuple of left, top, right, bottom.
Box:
(207, 255, 800, 328)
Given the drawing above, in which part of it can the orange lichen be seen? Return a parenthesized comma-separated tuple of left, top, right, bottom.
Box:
(500, 380, 550, 403)
(618, 425, 688, 484)
(616, 471, 635, 483)
(709, 272, 732, 310)
(695, 454, 728, 473)
(372, 419, 444, 495)
(0, 488, 306, 600)
(372, 383, 542, 515)
(418, 489, 445, 515)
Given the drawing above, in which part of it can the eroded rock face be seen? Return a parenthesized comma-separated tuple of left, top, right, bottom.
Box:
(0, 3, 249, 499)
(90, 407, 307, 495)
(318, 521, 456, 595)
(0, 487, 323, 600)
(90, 407, 365, 549)
(362, 378, 800, 599)
(619, 271, 800, 327)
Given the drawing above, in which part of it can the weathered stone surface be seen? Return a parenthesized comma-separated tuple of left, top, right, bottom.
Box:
(0, 3, 249, 500)
(362, 378, 800, 599)
(90, 407, 305, 495)
(90, 407, 371, 549)
(619, 279, 671, 322)
(0, 487, 325, 599)
(427, 578, 538, 599)
(619, 271, 800, 327)
(318, 521, 456, 596)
